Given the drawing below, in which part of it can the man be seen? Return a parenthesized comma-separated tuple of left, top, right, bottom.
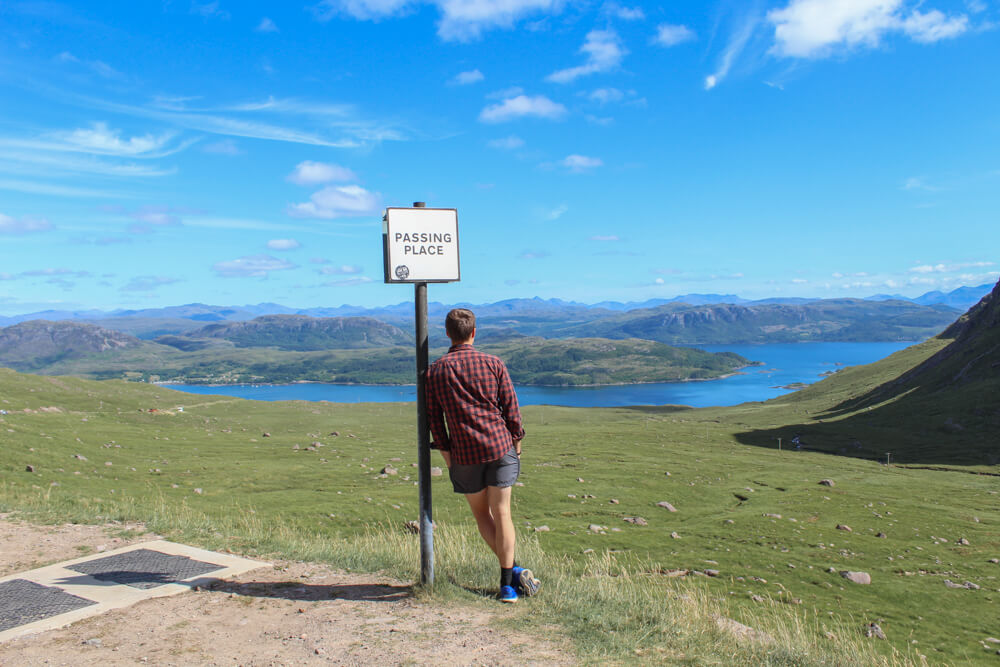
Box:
(426, 308, 540, 603)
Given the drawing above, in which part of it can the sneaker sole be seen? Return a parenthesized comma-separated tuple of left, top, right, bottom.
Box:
(518, 568, 541, 597)
(500, 596, 518, 603)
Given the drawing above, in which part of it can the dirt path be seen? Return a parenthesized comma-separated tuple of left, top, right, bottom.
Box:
(0, 517, 570, 666)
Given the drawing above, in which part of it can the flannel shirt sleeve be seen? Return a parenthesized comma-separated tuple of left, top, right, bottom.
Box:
(425, 367, 451, 451)
(496, 362, 525, 441)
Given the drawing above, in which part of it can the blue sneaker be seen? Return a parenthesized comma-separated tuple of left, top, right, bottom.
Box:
(498, 585, 518, 603)
(512, 566, 541, 597)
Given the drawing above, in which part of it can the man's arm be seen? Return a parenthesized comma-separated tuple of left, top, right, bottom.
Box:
(425, 368, 452, 463)
(496, 361, 525, 443)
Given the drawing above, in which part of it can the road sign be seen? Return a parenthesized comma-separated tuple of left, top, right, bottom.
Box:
(382, 207, 460, 283)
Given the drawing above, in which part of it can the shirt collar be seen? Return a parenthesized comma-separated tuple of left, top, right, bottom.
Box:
(448, 343, 474, 352)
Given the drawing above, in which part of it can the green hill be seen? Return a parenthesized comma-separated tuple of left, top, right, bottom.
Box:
(163, 314, 411, 351)
(559, 299, 959, 344)
(731, 280, 1000, 467)
(0, 320, 148, 372)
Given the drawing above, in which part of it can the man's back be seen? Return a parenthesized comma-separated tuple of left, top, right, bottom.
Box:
(426, 344, 524, 465)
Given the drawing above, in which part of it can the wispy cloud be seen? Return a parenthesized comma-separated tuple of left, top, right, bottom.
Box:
(267, 239, 302, 250)
(547, 29, 625, 83)
(0, 213, 53, 234)
(192, 2, 230, 20)
(322, 276, 373, 286)
(311, 0, 564, 41)
(604, 3, 644, 21)
(201, 139, 243, 155)
(451, 69, 484, 85)
(768, 0, 969, 59)
(520, 249, 550, 260)
(287, 160, 357, 185)
(479, 95, 567, 123)
(213, 254, 297, 278)
(561, 154, 603, 172)
(56, 52, 123, 79)
(256, 17, 279, 32)
(288, 184, 381, 219)
(544, 204, 568, 220)
(319, 265, 363, 275)
(487, 135, 525, 150)
(705, 14, 759, 90)
(909, 261, 994, 274)
(590, 234, 619, 241)
(0, 179, 128, 199)
(120, 276, 181, 292)
(652, 23, 696, 46)
(902, 176, 940, 192)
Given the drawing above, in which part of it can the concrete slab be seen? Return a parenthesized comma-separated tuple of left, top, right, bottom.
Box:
(0, 540, 268, 642)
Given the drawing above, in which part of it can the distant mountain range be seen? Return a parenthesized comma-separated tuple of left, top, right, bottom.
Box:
(0, 283, 991, 332)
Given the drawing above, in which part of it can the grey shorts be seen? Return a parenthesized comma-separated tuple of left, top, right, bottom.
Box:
(449, 448, 520, 494)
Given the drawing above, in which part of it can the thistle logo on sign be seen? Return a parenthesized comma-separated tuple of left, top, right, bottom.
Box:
(382, 207, 460, 283)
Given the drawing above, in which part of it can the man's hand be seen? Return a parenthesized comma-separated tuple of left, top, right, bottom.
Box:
(514, 438, 522, 457)
(440, 450, 451, 469)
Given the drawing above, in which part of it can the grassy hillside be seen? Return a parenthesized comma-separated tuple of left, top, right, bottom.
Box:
(1, 322, 997, 663)
(0, 331, 754, 386)
(729, 281, 1000, 468)
(171, 314, 411, 351)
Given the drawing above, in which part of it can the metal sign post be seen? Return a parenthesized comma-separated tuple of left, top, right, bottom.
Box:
(382, 202, 460, 587)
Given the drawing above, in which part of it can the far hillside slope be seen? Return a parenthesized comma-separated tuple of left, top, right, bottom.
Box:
(0, 321, 147, 372)
(165, 315, 411, 351)
(733, 280, 1000, 468)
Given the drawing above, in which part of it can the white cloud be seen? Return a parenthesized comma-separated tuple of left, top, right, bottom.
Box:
(561, 154, 603, 172)
(51, 122, 179, 157)
(256, 17, 279, 32)
(192, 2, 230, 19)
(451, 69, 485, 85)
(653, 23, 695, 46)
(287, 160, 357, 185)
(590, 235, 619, 241)
(312, 0, 563, 41)
(129, 206, 181, 226)
(486, 86, 524, 99)
(545, 204, 568, 220)
(267, 239, 302, 250)
(288, 184, 381, 219)
(605, 4, 644, 20)
(322, 276, 373, 286)
(589, 87, 624, 104)
(319, 265, 363, 275)
(487, 135, 525, 150)
(768, 0, 969, 59)
(705, 15, 758, 89)
(791, 277, 808, 284)
(520, 250, 550, 259)
(909, 261, 995, 274)
(902, 176, 939, 191)
(479, 94, 567, 123)
(213, 254, 297, 278)
(902, 9, 969, 42)
(548, 29, 625, 83)
(0, 213, 53, 234)
(120, 276, 181, 292)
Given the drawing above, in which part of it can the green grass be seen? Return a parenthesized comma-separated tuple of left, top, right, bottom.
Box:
(2, 352, 997, 664)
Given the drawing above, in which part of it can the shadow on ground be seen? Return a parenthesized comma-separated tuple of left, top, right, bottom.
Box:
(209, 579, 412, 602)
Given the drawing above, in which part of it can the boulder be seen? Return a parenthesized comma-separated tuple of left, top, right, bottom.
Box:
(657, 501, 677, 512)
(841, 571, 871, 585)
(623, 516, 648, 526)
(819, 479, 835, 487)
(837, 524, 853, 532)
(865, 623, 886, 640)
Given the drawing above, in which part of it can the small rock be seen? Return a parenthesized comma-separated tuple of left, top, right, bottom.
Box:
(609, 498, 619, 504)
(534, 525, 550, 532)
(25, 465, 34, 472)
(724, 519, 735, 524)
(657, 501, 677, 512)
(588, 524, 604, 533)
(262, 432, 270, 437)
(329, 431, 339, 436)
(664, 471, 671, 476)
(837, 524, 852, 532)
(74, 454, 87, 461)
(670, 531, 681, 539)
(380, 465, 398, 475)
(404, 520, 420, 534)
(193, 488, 203, 495)
(751, 594, 765, 603)
(819, 479, 835, 487)
(763, 513, 782, 519)
(430, 467, 443, 477)
(865, 623, 886, 640)
(83, 638, 102, 647)
(958, 538, 970, 546)
(989, 558, 999, 564)
(577, 477, 585, 483)
(704, 569, 720, 577)
(841, 571, 871, 585)
(876, 532, 887, 538)
(623, 516, 648, 526)
(824, 631, 837, 640)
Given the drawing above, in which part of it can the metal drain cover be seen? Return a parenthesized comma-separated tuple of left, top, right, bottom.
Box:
(67, 548, 224, 589)
(0, 579, 97, 632)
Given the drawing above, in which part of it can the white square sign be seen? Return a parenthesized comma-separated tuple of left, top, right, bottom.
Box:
(382, 207, 460, 283)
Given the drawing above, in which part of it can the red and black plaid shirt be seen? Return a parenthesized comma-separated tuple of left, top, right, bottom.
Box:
(426, 344, 525, 465)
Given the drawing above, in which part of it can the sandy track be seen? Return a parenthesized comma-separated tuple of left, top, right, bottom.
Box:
(0, 517, 570, 666)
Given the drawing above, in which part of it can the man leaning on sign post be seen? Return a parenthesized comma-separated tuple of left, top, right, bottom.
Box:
(426, 308, 540, 603)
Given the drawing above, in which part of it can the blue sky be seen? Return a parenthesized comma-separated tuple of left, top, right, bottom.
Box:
(0, 0, 997, 313)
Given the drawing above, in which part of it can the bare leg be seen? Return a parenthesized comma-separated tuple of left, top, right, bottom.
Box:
(465, 489, 499, 557)
(486, 485, 515, 569)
